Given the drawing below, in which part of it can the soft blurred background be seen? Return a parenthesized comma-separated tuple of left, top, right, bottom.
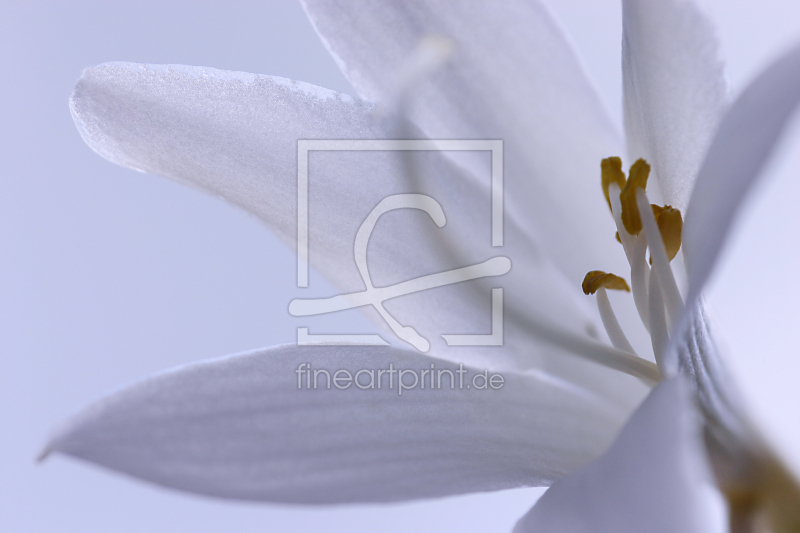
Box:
(1, 1, 798, 531)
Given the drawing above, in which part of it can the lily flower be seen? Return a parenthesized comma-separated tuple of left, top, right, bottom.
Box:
(43, 0, 800, 531)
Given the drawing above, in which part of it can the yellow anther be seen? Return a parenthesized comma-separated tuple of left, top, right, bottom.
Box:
(582, 270, 631, 295)
(619, 159, 651, 235)
(651, 204, 683, 261)
(601, 157, 626, 211)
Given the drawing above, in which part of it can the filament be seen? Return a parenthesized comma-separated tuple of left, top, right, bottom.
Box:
(636, 188, 684, 325)
(595, 288, 637, 355)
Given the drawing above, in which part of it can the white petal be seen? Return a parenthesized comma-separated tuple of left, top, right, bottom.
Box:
(622, 0, 727, 212)
(684, 43, 800, 304)
(514, 377, 726, 533)
(300, 0, 625, 286)
(44, 344, 631, 503)
(71, 62, 651, 410)
(703, 108, 800, 479)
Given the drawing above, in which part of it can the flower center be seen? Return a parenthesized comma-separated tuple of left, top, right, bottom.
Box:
(582, 157, 685, 377)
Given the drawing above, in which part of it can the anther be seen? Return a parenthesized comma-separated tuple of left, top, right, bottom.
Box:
(601, 157, 626, 211)
(582, 270, 631, 295)
(650, 204, 683, 262)
(619, 159, 650, 235)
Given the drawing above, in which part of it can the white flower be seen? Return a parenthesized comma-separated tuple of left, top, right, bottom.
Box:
(42, 0, 800, 531)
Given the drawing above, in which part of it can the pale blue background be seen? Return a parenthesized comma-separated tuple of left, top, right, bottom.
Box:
(2, 1, 799, 531)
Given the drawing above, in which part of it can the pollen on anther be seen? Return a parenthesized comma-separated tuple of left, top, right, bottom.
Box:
(619, 159, 650, 235)
(651, 204, 683, 261)
(601, 157, 626, 211)
(582, 270, 631, 295)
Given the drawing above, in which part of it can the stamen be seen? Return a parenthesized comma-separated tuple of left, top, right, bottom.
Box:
(581, 271, 637, 356)
(608, 181, 651, 331)
(586, 156, 686, 382)
(636, 188, 684, 325)
(595, 288, 637, 355)
(601, 157, 626, 211)
(606, 181, 653, 330)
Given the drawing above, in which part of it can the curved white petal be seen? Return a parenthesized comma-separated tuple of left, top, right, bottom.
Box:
(71, 62, 651, 410)
(44, 344, 631, 503)
(300, 0, 625, 287)
(622, 0, 727, 213)
(703, 108, 800, 479)
(684, 43, 800, 304)
(514, 378, 725, 533)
